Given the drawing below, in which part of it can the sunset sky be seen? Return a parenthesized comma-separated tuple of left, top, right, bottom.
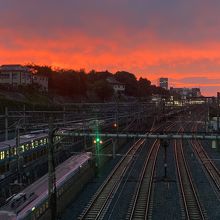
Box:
(1, 0, 220, 95)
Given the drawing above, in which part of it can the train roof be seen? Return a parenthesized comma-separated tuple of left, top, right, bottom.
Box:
(0, 132, 48, 150)
(17, 152, 91, 219)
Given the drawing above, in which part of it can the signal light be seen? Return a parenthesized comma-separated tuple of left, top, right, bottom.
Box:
(113, 123, 117, 128)
(93, 138, 102, 144)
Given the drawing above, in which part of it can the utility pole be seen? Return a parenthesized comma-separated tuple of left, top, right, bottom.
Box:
(216, 93, 220, 151)
(204, 99, 207, 132)
(115, 97, 119, 158)
(5, 107, 8, 141)
(161, 139, 168, 180)
(83, 111, 87, 151)
(48, 117, 57, 220)
(217, 92, 220, 132)
(16, 124, 22, 186)
(95, 119, 100, 168)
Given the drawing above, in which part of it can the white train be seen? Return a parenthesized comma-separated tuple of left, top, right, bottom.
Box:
(0, 152, 93, 220)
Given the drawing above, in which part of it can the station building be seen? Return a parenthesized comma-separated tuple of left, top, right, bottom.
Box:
(32, 74, 49, 91)
(0, 65, 32, 86)
(106, 77, 125, 95)
(0, 64, 48, 91)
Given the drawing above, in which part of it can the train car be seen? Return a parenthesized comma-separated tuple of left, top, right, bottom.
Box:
(0, 152, 93, 220)
(0, 132, 62, 177)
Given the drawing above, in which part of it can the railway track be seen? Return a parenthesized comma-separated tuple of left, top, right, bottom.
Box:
(174, 139, 206, 220)
(127, 139, 160, 220)
(79, 121, 177, 220)
(125, 122, 177, 220)
(190, 135, 220, 192)
(78, 138, 145, 219)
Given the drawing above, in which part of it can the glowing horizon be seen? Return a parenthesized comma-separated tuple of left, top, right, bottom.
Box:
(1, 0, 220, 96)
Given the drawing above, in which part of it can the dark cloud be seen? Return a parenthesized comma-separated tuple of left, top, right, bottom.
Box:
(1, 0, 220, 43)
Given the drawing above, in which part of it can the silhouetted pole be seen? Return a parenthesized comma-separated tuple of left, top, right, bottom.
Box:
(48, 117, 57, 220)
(83, 112, 87, 151)
(16, 124, 22, 185)
(5, 107, 8, 141)
(161, 139, 168, 179)
(217, 92, 220, 132)
(216, 93, 220, 151)
(115, 97, 119, 158)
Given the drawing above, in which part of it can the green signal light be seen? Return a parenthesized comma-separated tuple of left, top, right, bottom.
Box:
(96, 138, 100, 142)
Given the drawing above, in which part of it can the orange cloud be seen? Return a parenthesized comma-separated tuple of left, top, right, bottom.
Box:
(1, 29, 220, 96)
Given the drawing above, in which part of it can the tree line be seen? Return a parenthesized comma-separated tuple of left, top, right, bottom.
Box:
(27, 64, 169, 101)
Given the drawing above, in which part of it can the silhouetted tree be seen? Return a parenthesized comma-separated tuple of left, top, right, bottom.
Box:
(115, 71, 138, 96)
(138, 77, 151, 97)
(93, 80, 114, 101)
(25, 64, 169, 100)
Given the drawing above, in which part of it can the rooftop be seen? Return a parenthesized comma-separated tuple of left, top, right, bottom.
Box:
(0, 64, 30, 72)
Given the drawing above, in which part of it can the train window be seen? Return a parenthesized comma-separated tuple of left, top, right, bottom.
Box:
(20, 145, 25, 152)
(40, 139, 43, 145)
(35, 141, 38, 147)
(14, 148, 17, 155)
(25, 144, 29, 150)
(31, 141, 34, 148)
(45, 201, 48, 209)
(0, 151, 5, 160)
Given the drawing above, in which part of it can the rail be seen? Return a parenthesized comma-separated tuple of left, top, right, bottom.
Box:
(174, 139, 206, 220)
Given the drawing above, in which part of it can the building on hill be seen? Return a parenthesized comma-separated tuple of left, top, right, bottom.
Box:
(0, 64, 48, 91)
(32, 74, 48, 91)
(170, 87, 201, 99)
(106, 77, 125, 95)
(159, 77, 168, 90)
(0, 64, 32, 86)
